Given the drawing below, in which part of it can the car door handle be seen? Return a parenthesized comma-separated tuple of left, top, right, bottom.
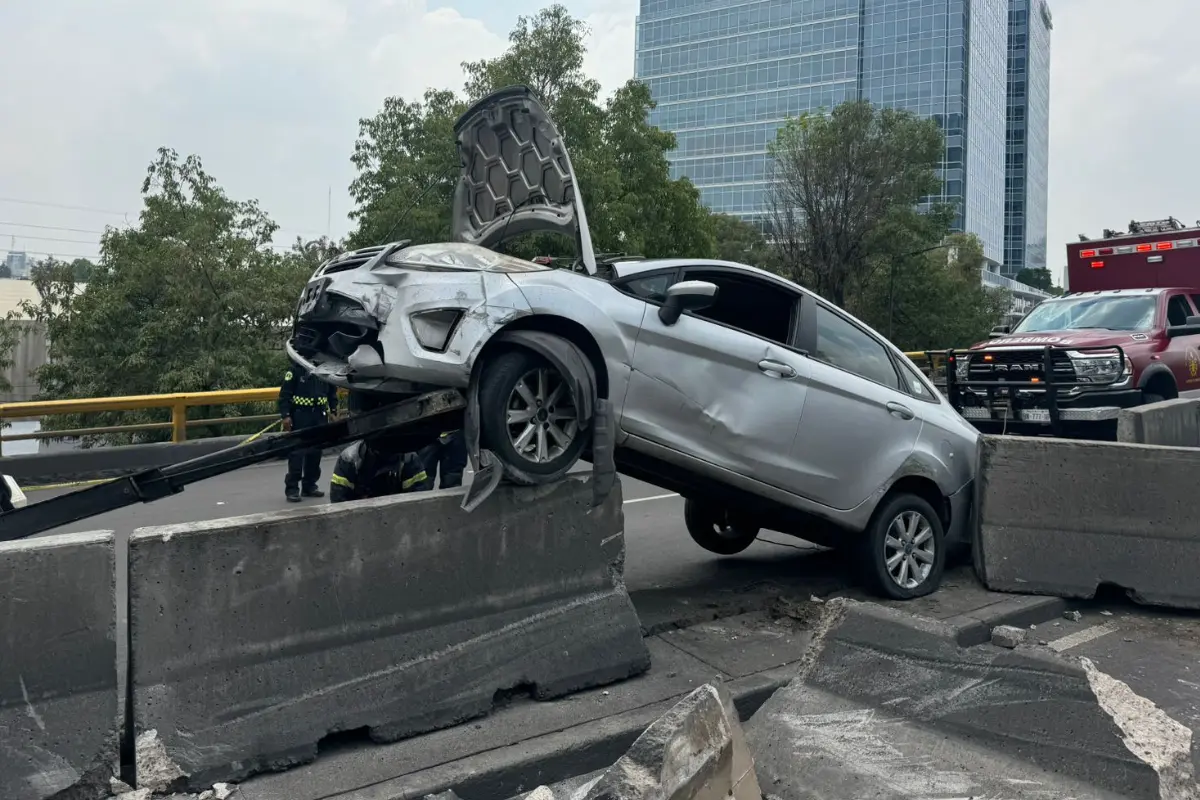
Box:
(758, 359, 797, 379)
(886, 401, 915, 420)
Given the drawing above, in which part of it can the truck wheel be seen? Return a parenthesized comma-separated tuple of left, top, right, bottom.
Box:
(478, 348, 589, 483)
(861, 494, 946, 600)
(684, 499, 760, 555)
(1143, 392, 1166, 405)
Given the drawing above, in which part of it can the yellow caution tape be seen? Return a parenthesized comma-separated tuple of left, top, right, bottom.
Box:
(21, 418, 285, 493)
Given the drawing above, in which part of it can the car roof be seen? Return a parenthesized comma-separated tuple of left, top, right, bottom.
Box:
(612, 257, 818, 297)
(1055, 288, 1171, 299)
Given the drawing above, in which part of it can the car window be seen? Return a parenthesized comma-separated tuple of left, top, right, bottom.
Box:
(618, 273, 674, 302)
(1167, 295, 1192, 327)
(813, 304, 901, 389)
(897, 358, 938, 402)
(683, 269, 797, 346)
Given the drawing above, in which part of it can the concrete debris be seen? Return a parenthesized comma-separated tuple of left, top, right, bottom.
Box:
(211, 785, 236, 800)
(422, 793, 462, 800)
(1065, 610, 1083, 621)
(109, 777, 135, 795)
(580, 683, 761, 800)
(1081, 658, 1200, 800)
(113, 791, 151, 800)
(990, 624, 1026, 648)
(526, 788, 556, 800)
(1102, 610, 1114, 616)
(134, 730, 188, 794)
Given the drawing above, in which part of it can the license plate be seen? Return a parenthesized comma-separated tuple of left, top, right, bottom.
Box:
(297, 279, 327, 317)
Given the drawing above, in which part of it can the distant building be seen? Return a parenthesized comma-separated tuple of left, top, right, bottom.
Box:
(635, 0, 1051, 276)
(1003, 0, 1052, 276)
(3, 251, 32, 279)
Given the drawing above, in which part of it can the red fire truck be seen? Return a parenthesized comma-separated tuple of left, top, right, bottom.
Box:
(938, 217, 1200, 437)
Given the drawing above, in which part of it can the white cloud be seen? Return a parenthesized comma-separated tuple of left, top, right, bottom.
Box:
(1047, 0, 1200, 282)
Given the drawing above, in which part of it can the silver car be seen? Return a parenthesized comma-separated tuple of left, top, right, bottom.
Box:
(287, 86, 979, 599)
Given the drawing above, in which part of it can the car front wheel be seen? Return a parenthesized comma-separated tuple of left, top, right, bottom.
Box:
(478, 348, 589, 484)
(862, 494, 946, 600)
(684, 499, 761, 555)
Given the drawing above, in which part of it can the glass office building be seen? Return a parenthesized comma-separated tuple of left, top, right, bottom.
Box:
(1003, 0, 1052, 276)
(635, 0, 1044, 269)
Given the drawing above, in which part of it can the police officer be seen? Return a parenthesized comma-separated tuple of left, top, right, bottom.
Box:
(279, 360, 338, 502)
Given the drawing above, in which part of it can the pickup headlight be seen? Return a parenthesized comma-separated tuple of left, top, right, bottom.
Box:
(1067, 350, 1124, 384)
(410, 308, 463, 353)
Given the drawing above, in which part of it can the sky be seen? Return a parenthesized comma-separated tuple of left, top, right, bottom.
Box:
(0, 0, 1196, 286)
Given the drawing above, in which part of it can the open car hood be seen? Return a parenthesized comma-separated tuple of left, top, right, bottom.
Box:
(450, 85, 597, 275)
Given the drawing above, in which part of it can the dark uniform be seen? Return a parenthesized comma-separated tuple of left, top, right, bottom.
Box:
(279, 363, 338, 501)
(418, 430, 468, 489)
(329, 440, 433, 503)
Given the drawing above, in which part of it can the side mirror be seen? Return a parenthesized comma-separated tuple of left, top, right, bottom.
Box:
(1166, 323, 1200, 338)
(988, 325, 1010, 339)
(658, 280, 718, 326)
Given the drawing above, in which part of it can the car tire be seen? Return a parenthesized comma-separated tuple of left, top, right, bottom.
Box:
(1143, 392, 1166, 405)
(861, 494, 946, 600)
(683, 499, 761, 555)
(478, 347, 590, 484)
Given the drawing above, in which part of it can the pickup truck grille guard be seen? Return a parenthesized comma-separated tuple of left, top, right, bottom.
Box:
(919, 344, 1127, 434)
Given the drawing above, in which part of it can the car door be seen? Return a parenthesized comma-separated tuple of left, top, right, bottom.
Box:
(621, 266, 812, 489)
(1166, 293, 1200, 396)
(789, 301, 924, 511)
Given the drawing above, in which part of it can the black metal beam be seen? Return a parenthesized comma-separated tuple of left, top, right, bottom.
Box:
(0, 389, 466, 541)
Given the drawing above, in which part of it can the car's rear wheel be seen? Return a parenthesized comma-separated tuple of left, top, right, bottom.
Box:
(861, 494, 946, 600)
(478, 348, 588, 483)
(684, 499, 761, 555)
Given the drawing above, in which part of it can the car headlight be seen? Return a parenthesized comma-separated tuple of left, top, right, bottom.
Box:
(410, 308, 463, 353)
(1067, 350, 1123, 384)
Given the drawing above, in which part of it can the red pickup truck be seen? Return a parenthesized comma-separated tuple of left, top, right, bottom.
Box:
(942, 218, 1200, 436)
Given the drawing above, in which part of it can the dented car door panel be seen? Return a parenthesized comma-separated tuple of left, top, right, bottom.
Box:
(791, 360, 923, 511)
(623, 312, 809, 487)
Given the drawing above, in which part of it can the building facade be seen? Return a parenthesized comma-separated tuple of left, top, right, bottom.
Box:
(634, 0, 1048, 272)
(1003, 0, 1052, 276)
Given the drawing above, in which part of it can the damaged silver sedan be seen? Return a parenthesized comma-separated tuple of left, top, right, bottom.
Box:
(287, 85, 980, 600)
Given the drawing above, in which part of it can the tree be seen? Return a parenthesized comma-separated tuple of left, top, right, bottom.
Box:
(709, 213, 775, 268)
(0, 263, 11, 279)
(30, 149, 310, 444)
(855, 233, 1010, 351)
(1016, 266, 1063, 296)
(767, 100, 950, 308)
(69, 258, 95, 282)
(348, 4, 715, 261)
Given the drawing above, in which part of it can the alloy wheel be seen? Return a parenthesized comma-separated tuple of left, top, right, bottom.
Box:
(505, 368, 579, 464)
(883, 510, 936, 590)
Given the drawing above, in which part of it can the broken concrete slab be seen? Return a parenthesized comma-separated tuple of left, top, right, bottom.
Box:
(128, 475, 650, 791)
(747, 598, 1177, 799)
(0, 530, 118, 800)
(975, 435, 1200, 609)
(580, 683, 761, 800)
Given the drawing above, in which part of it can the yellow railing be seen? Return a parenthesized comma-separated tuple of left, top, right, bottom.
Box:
(0, 353, 950, 455)
(0, 388, 283, 453)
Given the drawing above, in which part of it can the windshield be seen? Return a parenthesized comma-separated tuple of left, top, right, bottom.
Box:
(1011, 295, 1158, 333)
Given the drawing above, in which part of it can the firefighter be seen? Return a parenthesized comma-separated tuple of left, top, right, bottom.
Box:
(418, 429, 468, 489)
(279, 360, 339, 502)
(328, 438, 433, 503)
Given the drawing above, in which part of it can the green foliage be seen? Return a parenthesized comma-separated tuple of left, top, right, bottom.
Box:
(852, 233, 1010, 351)
(29, 149, 309, 444)
(1016, 266, 1063, 296)
(0, 262, 10, 279)
(709, 213, 776, 269)
(767, 100, 950, 307)
(349, 3, 714, 261)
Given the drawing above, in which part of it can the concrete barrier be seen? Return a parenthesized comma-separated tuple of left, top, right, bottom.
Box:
(1118, 397, 1200, 447)
(746, 599, 1170, 799)
(128, 474, 651, 790)
(573, 683, 761, 800)
(974, 434, 1200, 609)
(0, 530, 118, 800)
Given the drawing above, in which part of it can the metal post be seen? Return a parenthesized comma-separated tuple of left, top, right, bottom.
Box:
(171, 403, 188, 442)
